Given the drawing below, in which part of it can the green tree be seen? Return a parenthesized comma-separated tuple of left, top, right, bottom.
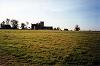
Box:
(21, 23, 26, 29)
(11, 19, 18, 29)
(1, 21, 5, 29)
(75, 25, 80, 31)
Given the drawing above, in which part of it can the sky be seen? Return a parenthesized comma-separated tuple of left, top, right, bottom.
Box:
(0, 0, 100, 30)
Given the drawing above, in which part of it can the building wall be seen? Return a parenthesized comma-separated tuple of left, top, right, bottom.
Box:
(31, 22, 53, 30)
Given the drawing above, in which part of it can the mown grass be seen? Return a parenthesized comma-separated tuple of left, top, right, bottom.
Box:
(0, 30, 100, 66)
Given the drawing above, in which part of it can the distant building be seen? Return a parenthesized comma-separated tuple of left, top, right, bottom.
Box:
(43, 26, 53, 30)
(1, 25, 11, 29)
(39, 21, 44, 27)
(31, 21, 53, 30)
(64, 29, 68, 31)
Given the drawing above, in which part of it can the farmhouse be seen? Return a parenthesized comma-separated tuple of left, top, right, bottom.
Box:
(1, 25, 11, 29)
(31, 21, 53, 30)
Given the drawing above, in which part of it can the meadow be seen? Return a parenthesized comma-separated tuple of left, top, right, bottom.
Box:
(0, 30, 100, 66)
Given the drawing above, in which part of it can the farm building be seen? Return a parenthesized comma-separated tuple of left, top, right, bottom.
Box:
(0, 24, 11, 29)
(31, 21, 53, 30)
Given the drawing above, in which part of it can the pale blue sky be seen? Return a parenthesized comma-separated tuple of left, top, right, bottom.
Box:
(0, 0, 100, 30)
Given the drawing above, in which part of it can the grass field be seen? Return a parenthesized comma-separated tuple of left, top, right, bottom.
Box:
(0, 30, 100, 66)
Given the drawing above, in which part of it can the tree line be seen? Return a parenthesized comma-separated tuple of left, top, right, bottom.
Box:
(0, 18, 29, 29)
(0, 18, 80, 31)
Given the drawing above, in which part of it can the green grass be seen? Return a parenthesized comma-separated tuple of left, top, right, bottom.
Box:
(0, 30, 100, 66)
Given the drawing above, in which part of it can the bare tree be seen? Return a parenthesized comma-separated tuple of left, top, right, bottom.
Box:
(26, 22, 29, 29)
(6, 18, 10, 25)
